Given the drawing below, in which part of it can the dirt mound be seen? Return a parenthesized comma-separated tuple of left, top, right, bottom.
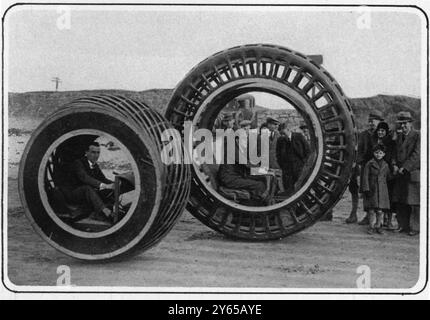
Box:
(8, 90, 420, 130)
(8, 89, 172, 118)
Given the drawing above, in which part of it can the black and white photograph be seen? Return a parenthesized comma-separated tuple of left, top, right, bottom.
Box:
(1, 1, 428, 300)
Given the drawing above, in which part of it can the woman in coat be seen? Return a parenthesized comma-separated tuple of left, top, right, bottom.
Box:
(373, 121, 397, 229)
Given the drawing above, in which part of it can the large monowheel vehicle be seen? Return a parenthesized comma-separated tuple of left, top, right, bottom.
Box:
(165, 44, 357, 241)
(19, 95, 190, 261)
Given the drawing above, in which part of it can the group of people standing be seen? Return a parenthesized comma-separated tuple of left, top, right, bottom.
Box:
(217, 114, 311, 204)
(345, 110, 420, 236)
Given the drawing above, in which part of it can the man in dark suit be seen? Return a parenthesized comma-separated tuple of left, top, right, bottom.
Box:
(276, 122, 310, 195)
(346, 110, 384, 224)
(266, 117, 281, 170)
(392, 111, 420, 236)
(217, 120, 272, 204)
(60, 142, 115, 221)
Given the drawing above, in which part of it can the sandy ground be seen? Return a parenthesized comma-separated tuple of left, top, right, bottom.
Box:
(4, 118, 421, 289)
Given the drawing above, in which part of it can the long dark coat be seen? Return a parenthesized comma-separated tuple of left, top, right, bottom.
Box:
(362, 159, 391, 210)
(392, 129, 420, 205)
(357, 129, 377, 193)
(276, 132, 311, 192)
(276, 133, 310, 172)
(357, 129, 375, 166)
(269, 130, 281, 169)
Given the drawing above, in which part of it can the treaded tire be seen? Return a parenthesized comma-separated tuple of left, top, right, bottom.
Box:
(165, 44, 357, 240)
(19, 95, 190, 260)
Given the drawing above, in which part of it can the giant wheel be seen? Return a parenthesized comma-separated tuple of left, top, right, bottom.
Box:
(19, 95, 190, 260)
(166, 44, 357, 240)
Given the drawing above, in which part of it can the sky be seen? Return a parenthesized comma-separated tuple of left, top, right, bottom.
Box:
(5, 5, 425, 99)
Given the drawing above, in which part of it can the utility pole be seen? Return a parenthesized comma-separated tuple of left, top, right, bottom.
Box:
(51, 77, 62, 91)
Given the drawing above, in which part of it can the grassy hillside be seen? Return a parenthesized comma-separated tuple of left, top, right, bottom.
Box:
(8, 90, 421, 130)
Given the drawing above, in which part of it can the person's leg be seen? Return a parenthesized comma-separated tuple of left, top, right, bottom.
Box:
(222, 175, 267, 201)
(376, 210, 384, 234)
(386, 212, 395, 230)
(367, 209, 376, 234)
(70, 186, 106, 214)
(409, 205, 420, 236)
(346, 171, 359, 223)
(282, 171, 294, 195)
(395, 203, 411, 232)
(387, 180, 395, 229)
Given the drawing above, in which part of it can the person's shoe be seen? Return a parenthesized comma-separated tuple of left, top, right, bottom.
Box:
(320, 210, 333, 221)
(89, 211, 113, 226)
(101, 207, 115, 224)
(367, 228, 375, 235)
(393, 227, 408, 233)
(358, 216, 369, 225)
(386, 221, 395, 231)
(408, 230, 419, 236)
(346, 215, 358, 224)
(376, 228, 385, 235)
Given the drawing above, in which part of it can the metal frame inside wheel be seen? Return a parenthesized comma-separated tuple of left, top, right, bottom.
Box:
(166, 44, 357, 240)
(19, 95, 190, 260)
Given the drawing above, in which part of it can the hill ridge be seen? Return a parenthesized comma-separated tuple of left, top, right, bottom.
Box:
(8, 89, 421, 130)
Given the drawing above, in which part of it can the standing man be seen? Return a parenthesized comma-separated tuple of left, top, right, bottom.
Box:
(276, 122, 311, 195)
(61, 142, 115, 222)
(392, 111, 420, 236)
(346, 110, 384, 224)
(266, 117, 281, 170)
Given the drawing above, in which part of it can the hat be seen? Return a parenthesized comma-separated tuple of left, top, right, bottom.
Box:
(266, 117, 280, 125)
(299, 121, 308, 129)
(221, 113, 234, 121)
(368, 110, 384, 121)
(376, 121, 389, 133)
(396, 111, 413, 123)
(239, 120, 252, 127)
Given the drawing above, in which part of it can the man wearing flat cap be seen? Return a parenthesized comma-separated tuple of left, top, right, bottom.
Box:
(266, 117, 281, 170)
(392, 111, 420, 236)
(347, 110, 384, 224)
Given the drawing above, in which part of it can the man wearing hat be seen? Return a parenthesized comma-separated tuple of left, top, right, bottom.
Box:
(266, 117, 281, 170)
(217, 119, 271, 204)
(221, 113, 235, 131)
(299, 121, 311, 144)
(392, 111, 420, 236)
(347, 110, 384, 224)
(276, 122, 310, 195)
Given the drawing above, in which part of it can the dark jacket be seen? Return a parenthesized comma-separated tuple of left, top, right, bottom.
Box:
(276, 132, 310, 173)
(62, 157, 112, 190)
(357, 129, 375, 166)
(392, 129, 420, 205)
(269, 130, 281, 169)
(373, 132, 396, 167)
(362, 158, 392, 210)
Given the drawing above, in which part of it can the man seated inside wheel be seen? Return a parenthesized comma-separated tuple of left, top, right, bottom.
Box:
(60, 141, 121, 224)
(217, 120, 275, 205)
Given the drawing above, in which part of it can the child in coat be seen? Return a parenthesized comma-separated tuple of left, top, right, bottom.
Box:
(362, 144, 392, 234)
